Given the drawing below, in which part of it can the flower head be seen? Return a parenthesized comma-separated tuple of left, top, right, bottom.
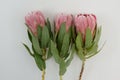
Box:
(74, 14, 96, 37)
(25, 11, 45, 35)
(55, 13, 73, 32)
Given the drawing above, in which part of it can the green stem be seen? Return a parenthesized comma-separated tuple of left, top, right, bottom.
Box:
(60, 75, 63, 80)
(42, 49, 46, 80)
(79, 60, 85, 80)
(42, 49, 46, 60)
(42, 69, 45, 80)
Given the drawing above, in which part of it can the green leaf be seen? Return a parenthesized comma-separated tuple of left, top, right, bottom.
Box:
(46, 42, 52, 59)
(77, 50, 85, 61)
(86, 48, 101, 59)
(31, 32, 42, 55)
(65, 52, 73, 67)
(59, 59, 66, 75)
(85, 28, 93, 48)
(37, 26, 42, 40)
(71, 26, 76, 42)
(34, 54, 46, 71)
(50, 40, 61, 64)
(86, 44, 98, 57)
(94, 26, 102, 44)
(27, 29, 42, 55)
(46, 18, 51, 31)
(47, 48, 52, 59)
(23, 43, 34, 57)
(68, 27, 72, 38)
(57, 23, 66, 51)
(86, 26, 102, 59)
(46, 18, 53, 40)
(27, 30, 32, 42)
(60, 33, 70, 58)
(75, 33, 85, 60)
(86, 41, 105, 59)
(32, 44, 35, 53)
(64, 52, 70, 60)
(86, 26, 102, 53)
(66, 44, 75, 67)
(75, 32, 83, 50)
(41, 26, 50, 48)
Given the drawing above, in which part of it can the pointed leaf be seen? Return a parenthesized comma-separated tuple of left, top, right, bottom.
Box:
(94, 26, 102, 44)
(59, 59, 66, 75)
(47, 48, 52, 59)
(86, 44, 98, 56)
(46, 42, 52, 59)
(75, 32, 83, 50)
(65, 52, 73, 67)
(34, 54, 46, 71)
(50, 40, 61, 64)
(66, 44, 75, 67)
(75, 32, 85, 60)
(37, 26, 42, 40)
(72, 26, 76, 42)
(46, 18, 53, 40)
(41, 26, 50, 48)
(57, 23, 66, 51)
(86, 41, 105, 59)
(86, 26, 102, 59)
(85, 28, 93, 48)
(46, 18, 51, 31)
(31, 32, 42, 55)
(27, 30, 32, 42)
(23, 43, 34, 57)
(77, 50, 85, 61)
(60, 33, 70, 57)
(86, 49, 101, 59)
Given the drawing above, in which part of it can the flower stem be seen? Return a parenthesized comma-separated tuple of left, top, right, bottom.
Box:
(60, 75, 63, 80)
(42, 69, 45, 80)
(42, 49, 46, 60)
(79, 60, 85, 80)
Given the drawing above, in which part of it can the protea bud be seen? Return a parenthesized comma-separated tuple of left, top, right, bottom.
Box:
(55, 13, 73, 32)
(74, 14, 96, 39)
(24, 11, 52, 80)
(50, 14, 74, 79)
(74, 14, 102, 80)
(25, 11, 45, 36)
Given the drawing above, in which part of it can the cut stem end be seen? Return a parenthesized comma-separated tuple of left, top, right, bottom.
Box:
(79, 60, 85, 80)
(60, 75, 63, 80)
(42, 69, 45, 80)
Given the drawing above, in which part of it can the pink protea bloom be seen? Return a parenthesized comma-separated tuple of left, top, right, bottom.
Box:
(74, 14, 96, 37)
(25, 11, 45, 35)
(55, 13, 73, 32)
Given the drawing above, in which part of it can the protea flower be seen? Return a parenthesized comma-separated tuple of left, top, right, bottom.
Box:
(24, 11, 52, 80)
(55, 13, 73, 32)
(74, 14, 96, 40)
(25, 11, 45, 36)
(74, 14, 102, 80)
(50, 13, 75, 80)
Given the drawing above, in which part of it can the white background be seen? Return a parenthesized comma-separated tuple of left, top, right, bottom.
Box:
(0, 0, 120, 80)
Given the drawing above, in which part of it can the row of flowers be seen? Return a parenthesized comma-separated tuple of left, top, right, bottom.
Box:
(23, 11, 102, 80)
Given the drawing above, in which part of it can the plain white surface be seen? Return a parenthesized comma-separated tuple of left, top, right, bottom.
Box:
(0, 0, 120, 80)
